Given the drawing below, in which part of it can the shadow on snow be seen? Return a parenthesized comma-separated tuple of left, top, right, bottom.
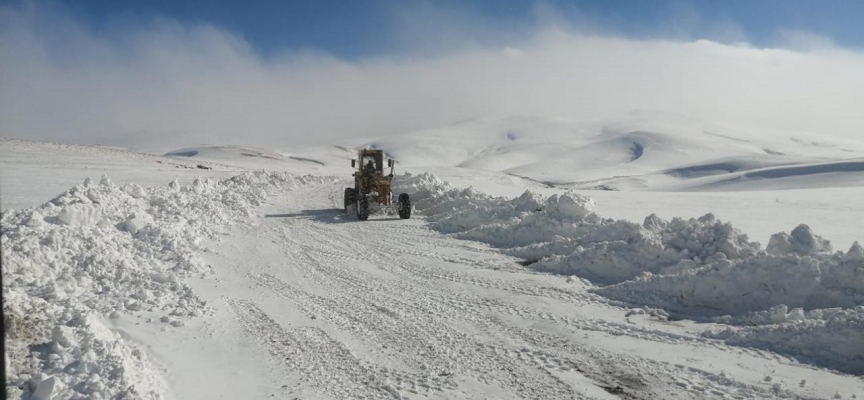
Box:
(265, 208, 402, 224)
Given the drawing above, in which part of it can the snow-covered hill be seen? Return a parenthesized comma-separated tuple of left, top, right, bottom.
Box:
(359, 113, 864, 191)
(151, 113, 864, 195)
(0, 138, 245, 211)
(164, 144, 354, 173)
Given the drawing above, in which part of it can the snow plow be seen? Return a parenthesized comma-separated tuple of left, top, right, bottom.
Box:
(344, 149, 411, 221)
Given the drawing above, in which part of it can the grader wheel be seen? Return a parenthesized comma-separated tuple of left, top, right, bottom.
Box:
(357, 191, 370, 221)
(344, 188, 356, 214)
(398, 193, 411, 219)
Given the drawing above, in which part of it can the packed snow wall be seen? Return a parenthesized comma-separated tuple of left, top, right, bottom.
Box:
(394, 172, 864, 374)
(2, 172, 337, 399)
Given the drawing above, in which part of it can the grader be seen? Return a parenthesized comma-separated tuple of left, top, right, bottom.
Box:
(344, 149, 411, 221)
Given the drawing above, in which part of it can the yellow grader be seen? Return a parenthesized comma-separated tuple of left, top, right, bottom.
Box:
(344, 149, 411, 221)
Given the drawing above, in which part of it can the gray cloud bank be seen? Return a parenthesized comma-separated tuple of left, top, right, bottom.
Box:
(1, 3, 863, 151)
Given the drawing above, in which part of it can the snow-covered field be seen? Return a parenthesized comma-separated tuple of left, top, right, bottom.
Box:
(2, 115, 864, 400)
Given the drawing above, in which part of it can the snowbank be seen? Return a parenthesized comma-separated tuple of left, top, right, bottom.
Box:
(395, 173, 760, 285)
(591, 240, 864, 374)
(705, 307, 864, 375)
(2, 171, 335, 399)
(507, 213, 760, 285)
(394, 172, 864, 374)
(595, 241, 864, 316)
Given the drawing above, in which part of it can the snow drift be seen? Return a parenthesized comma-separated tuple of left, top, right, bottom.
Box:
(705, 306, 864, 375)
(395, 172, 763, 285)
(2, 171, 336, 399)
(595, 231, 863, 316)
(394, 172, 864, 374)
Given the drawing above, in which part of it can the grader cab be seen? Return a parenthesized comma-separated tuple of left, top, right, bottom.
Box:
(344, 149, 411, 221)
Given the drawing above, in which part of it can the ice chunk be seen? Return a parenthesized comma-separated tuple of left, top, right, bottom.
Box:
(846, 242, 863, 260)
(768, 224, 833, 256)
(123, 212, 154, 234)
(767, 233, 794, 255)
(57, 203, 101, 226)
(85, 188, 103, 204)
(51, 326, 77, 348)
(99, 174, 114, 187)
(768, 304, 789, 324)
(643, 214, 667, 232)
(122, 182, 148, 199)
(32, 375, 62, 400)
(26, 210, 45, 228)
(549, 191, 595, 219)
(790, 224, 833, 254)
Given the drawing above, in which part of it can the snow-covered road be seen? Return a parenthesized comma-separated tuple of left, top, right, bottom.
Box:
(123, 181, 862, 400)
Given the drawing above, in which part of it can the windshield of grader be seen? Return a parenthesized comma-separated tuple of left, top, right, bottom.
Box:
(360, 153, 383, 174)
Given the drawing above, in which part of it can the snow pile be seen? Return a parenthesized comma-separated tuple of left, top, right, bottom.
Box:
(396, 173, 862, 311)
(595, 239, 864, 316)
(392, 172, 500, 222)
(766, 224, 833, 256)
(2, 171, 335, 399)
(394, 172, 864, 374)
(4, 290, 166, 400)
(397, 173, 597, 240)
(506, 213, 760, 285)
(705, 307, 864, 375)
(394, 172, 760, 285)
(591, 237, 864, 374)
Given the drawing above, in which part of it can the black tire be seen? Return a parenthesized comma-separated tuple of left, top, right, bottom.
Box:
(343, 188, 356, 213)
(398, 193, 411, 219)
(357, 191, 369, 221)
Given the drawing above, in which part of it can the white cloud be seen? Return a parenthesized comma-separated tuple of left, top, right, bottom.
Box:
(775, 29, 837, 51)
(1, 3, 863, 151)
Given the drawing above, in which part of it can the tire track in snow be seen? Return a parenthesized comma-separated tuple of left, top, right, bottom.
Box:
(225, 298, 402, 399)
(270, 220, 654, 399)
(304, 220, 712, 348)
(252, 210, 583, 398)
(292, 217, 596, 307)
(268, 203, 673, 398)
(248, 269, 577, 399)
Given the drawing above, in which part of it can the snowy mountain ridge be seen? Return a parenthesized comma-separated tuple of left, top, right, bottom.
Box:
(166, 114, 864, 192)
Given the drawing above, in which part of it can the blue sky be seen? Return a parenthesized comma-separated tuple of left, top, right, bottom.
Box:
(21, 0, 864, 57)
